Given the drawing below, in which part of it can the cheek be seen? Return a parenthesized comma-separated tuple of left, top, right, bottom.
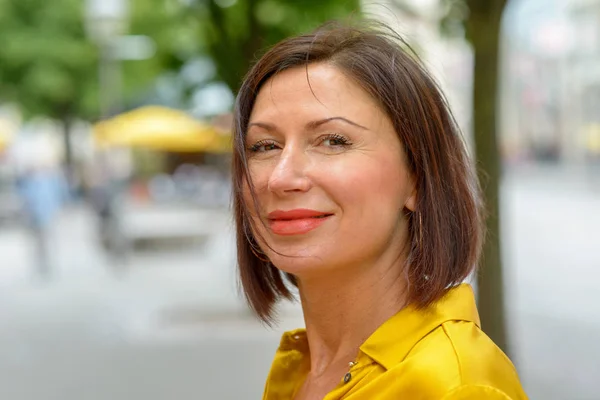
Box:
(246, 161, 272, 192)
(242, 163, 270, 208)
(325, 155, 406, 211)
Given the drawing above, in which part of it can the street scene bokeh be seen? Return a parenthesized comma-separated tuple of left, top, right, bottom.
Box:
(0, 0, 598, 399)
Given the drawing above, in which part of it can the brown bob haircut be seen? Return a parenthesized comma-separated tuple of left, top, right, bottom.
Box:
(232, 20, 484, 323)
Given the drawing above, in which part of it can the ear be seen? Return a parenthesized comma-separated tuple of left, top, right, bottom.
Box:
(404, 176, 417, 212)
(405, 187, 417, 212)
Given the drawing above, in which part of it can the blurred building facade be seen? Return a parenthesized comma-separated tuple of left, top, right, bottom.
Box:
(502, 0, 600, 164)
(568, 0, 600, 160)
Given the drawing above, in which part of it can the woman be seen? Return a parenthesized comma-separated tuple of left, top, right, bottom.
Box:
(232, 21, 527, 400)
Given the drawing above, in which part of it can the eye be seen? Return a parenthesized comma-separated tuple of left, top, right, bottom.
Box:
(320, 133, 351, 147)
(248, 140, 279, 153)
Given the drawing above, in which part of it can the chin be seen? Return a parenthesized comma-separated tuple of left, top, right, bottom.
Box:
(262, 237, 350, 277)
(269, 253, 333, 277)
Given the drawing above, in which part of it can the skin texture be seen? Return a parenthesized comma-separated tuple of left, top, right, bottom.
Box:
(245, 63, 417, 399)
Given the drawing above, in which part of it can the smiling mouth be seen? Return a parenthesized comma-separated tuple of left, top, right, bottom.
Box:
(267, 213, 334, 236)
(271, 214, 333, 221)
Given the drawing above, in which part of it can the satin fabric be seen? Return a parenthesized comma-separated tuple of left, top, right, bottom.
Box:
(262, 284, 527, 399)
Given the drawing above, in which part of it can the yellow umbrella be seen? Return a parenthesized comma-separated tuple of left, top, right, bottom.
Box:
(94, 106, 221, 153)
(0, 119, 15, 151)
(0, 132, 10, 151)
(205, 130, 233, 154)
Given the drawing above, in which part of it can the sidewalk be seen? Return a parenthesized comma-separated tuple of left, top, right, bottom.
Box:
(0, 203, 303, 339)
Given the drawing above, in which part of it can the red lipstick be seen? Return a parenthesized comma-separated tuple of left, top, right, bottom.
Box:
(267, 209, 332, 236)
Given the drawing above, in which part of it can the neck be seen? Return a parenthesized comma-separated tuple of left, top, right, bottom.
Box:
(297, 257, 408, 375)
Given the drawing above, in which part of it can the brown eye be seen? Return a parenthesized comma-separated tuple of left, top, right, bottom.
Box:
(249, 140, 279, 152)
(321, 133, 351, 147)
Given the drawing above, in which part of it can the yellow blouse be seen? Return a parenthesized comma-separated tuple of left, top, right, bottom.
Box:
(262, 284, 528, 399)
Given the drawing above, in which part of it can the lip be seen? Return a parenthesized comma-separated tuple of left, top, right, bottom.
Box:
(267, 208, 333, 236)
(268, 209, 331, 220)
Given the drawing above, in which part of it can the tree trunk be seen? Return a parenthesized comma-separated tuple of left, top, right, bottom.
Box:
(61, 116, 75, 196)
(62, 117, 73, 168)
(206, 0, 263, 94)
(465, 0, 508, 354)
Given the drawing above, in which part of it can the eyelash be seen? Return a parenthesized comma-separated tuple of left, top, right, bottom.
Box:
(248, 133, 352, 153)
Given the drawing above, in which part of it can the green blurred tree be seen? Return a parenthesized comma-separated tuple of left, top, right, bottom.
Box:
(0, 0, 98, 169)
(392, 0, 508, 352)
(188, 0, 361, 93)
(0, 0, 195, 170)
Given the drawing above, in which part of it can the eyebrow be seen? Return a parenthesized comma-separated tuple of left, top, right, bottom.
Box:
(248, 117, 368, 132)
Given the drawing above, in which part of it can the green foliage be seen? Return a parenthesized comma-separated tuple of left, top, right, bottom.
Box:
(189, 0, 361, 93)
(0, 0, 98, 119)
(123, 0, 199, 99)
(438, 0, 469, 38)
(0, 0, 193, 121)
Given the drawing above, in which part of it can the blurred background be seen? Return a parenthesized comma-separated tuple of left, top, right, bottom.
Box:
(0, 0, 598, 398)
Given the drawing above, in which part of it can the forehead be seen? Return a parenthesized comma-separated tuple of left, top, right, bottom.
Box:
(250, 63, 383, 121)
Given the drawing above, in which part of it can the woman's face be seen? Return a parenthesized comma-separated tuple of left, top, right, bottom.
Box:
(244, 63, 416, 277)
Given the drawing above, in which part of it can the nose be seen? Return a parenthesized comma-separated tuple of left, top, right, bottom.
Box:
(267, 145, 312, 196)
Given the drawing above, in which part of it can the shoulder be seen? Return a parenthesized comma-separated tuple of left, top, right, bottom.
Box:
(439, 320, 523, 390)
(386, 320, 527, 399)
(441, 384, 515, 400)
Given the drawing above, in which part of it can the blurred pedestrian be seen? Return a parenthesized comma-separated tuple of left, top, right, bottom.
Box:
(16, 165, 68, 279)
(87, 151, 129, 264)
(232, 21, 527, 399)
